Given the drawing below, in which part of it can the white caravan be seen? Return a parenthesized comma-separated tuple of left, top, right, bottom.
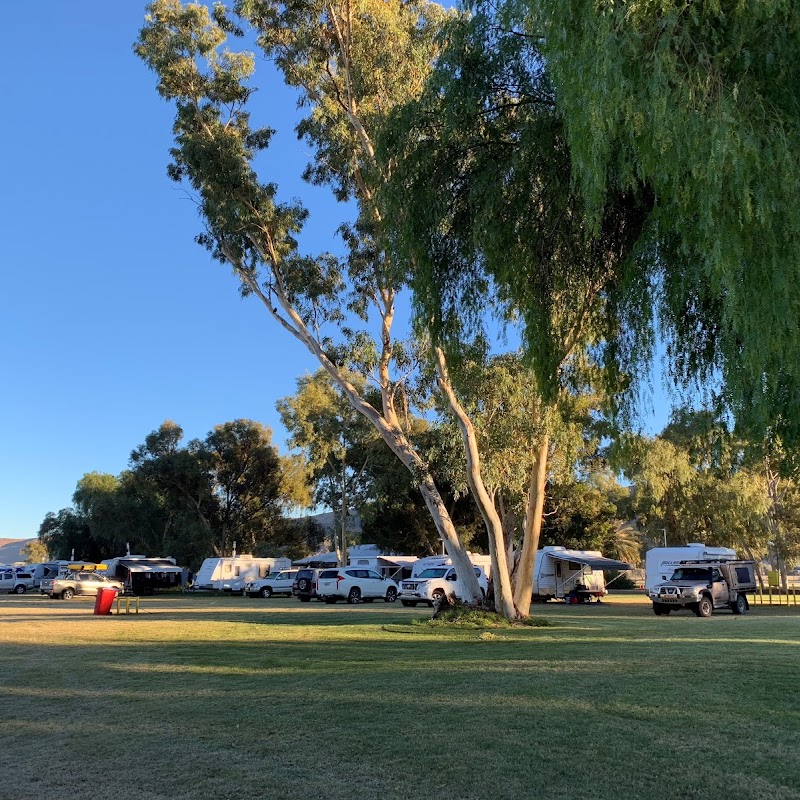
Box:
(532, 546, 632, 601)
(644, 544, 737, 593)
(194, 555, 292, 591)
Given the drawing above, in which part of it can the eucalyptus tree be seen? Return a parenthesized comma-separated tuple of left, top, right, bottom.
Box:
(136, 0, 482, 600)
(278, 370, 377, 564)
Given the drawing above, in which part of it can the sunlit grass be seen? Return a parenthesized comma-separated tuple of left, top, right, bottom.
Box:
(1, 593, 799, 800)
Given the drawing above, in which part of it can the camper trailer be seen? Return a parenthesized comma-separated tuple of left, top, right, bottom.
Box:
(194, 555, 292, 591)
(26, 561, 73, 588)
(644, 545, 737, 593)
(102, 555, 186, 595)
(532, 546, 632, 601)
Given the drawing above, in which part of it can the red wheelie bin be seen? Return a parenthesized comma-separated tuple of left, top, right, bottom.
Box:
(93, 587, 118, 615)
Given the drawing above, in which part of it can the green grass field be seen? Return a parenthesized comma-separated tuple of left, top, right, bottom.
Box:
(1, 592, 799, 800)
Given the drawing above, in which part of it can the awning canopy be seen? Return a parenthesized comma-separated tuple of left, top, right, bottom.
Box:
(118, 559, 183, 574)
(548, 551, 631, 571)
(293, 552, 339, 566)
(377, 556, 418, 568)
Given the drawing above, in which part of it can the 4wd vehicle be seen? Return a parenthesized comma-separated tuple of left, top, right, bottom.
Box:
(44, 570, 124, 600)
(0, 572, 35, 594)
(244, 569, 298, 598)
(316, 568, 399, 604)
(399, 565, 489, 607)
(648, 560, 757, 617)
(292, 568, 327, 602)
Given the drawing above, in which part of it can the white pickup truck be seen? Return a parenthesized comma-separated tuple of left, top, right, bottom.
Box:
(399, 565, 488, 607)
(244, 570, 298, 598)
(0, 571, 35, 594)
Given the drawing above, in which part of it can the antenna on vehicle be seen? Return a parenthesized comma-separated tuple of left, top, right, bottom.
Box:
(126, 542, 131, 557)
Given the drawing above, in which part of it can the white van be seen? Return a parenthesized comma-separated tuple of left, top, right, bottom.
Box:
(644, 545, 737, 593)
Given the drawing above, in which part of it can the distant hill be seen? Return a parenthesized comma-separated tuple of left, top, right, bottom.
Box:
(0, 538, 34, 565)
(308, 510, 361, 534)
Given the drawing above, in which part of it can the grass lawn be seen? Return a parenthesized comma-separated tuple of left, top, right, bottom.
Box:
(1, 592, 799, 800)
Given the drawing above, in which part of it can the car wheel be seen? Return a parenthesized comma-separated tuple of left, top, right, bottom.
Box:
(652, 602, 671, 616)
(260, 586, 273, 599)
(695, 595, 713, 618)
(14, 584, 26, 594)
(731, 594, 748, 615)
(385, 587, 398, 603)
(400, 600, 417, 607)
(347, 587, 362, 604)
(297, 578, 309, 591)
(62, 588, 75, 600)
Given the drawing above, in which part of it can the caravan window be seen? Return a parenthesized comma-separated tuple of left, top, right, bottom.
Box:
(418, 568, 447, 579)
(234, 566, 241, 577)
(568, 561, 581, 570)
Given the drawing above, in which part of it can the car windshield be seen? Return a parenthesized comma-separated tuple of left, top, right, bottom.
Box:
(671, 568, 711, 581)
(417, 568, 447, 578)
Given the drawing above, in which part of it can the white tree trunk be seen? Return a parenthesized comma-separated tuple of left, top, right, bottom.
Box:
(232, 267, 479, 590)
(513, 435, 549, 617)
(434, 348, 516, 615)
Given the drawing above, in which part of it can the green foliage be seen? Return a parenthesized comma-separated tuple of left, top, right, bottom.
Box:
(530, 0, 800, 446)
(380, 2, 651, 399)
(613, 407, 800, 568)
(414, 603, 554, 628)
(39, 419, 292, 569)
(21, 539, 49, 564)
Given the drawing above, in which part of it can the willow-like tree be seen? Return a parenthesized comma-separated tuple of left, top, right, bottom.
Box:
(135, 1, 482, 600)
(380, 3, 645, 615)
(528, 0, 800, 450)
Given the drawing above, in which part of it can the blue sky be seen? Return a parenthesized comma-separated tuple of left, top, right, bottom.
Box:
(0, 2, 670, 541)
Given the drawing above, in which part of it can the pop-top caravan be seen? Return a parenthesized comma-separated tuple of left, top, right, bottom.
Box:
(194, 555, 292, 591)
(532, 546, 632, 601)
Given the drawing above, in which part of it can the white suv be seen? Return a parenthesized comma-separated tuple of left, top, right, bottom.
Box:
(399, 565, 488, 607)
(244, 570, 298, 598)
(316, 568, 399, 604)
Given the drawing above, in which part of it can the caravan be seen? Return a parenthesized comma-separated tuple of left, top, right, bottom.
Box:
(194, 555, 292, 591)
(532, 546, 632, 601)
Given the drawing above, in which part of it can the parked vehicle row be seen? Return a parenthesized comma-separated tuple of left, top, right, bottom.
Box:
(40, 570, 124, 600)
(244, 570, 298, 598)
(317, 568, 398, 604)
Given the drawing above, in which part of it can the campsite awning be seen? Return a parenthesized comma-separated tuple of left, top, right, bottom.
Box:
(293, 553, 339, 567)
(118, 559, 183, 574)
(548, 552, 632, 571)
